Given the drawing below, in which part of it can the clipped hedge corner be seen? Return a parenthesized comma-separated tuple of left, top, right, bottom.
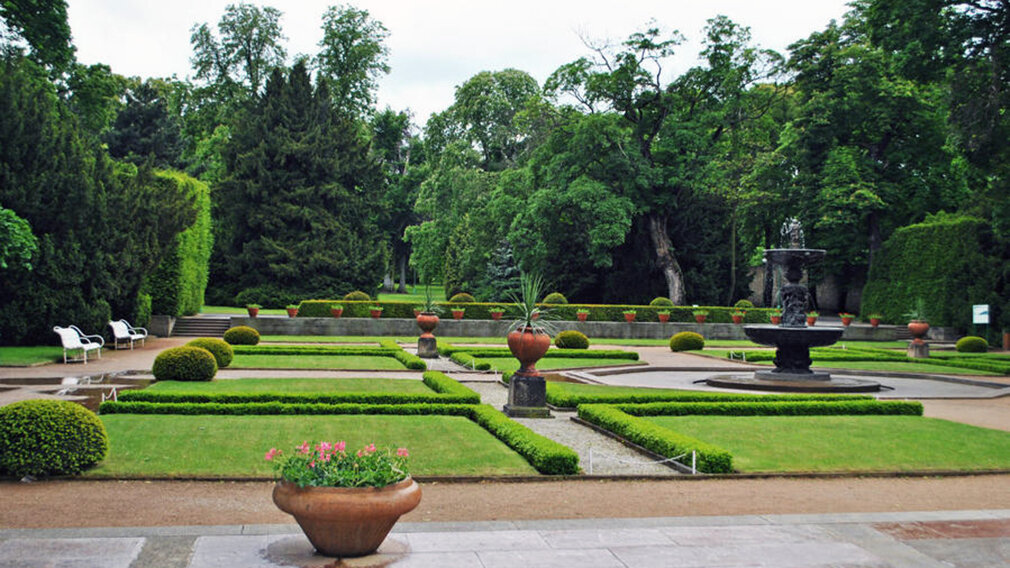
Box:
(0, 400, 108, 478)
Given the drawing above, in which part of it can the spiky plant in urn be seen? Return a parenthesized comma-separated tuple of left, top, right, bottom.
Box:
(503, 273, 556, 418)
(416, 286, 441, 358)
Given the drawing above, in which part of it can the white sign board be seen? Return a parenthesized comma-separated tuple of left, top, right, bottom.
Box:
(972, 304, 990, 325)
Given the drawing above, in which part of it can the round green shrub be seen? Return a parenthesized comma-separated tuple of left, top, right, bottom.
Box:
(649, 297, 674, 307)
(955, 336, 988, 353)
(0, 400, 108, 478)
(543, 292, 568, 304)
(734, 299, 755, 309)
(669, 331, 705, 351)
(343, 290, 371, 301)
(152, 346, 218, 381)
(448, 292, 476, 303)
(223, 325, 260, 345)
(554, 330, 590, 349)
(186, 337, 234, 368)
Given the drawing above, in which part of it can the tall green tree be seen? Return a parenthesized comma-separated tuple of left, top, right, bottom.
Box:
(104, 78, 186, 168)
(316, 4, 389, 116)
(0, 0, 74, 75)
(189, 3, 286, 98)
(211, 61, 386, 305)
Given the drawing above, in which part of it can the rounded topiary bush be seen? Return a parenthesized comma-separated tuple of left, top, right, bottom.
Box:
(543, 292, 568, 304)
(554, 330, 590, 349)
(0, 400, 108, 478)
(669, 331, 705, 352)
(343, 290, 371, 301)
(649, 297, 674, 307)
(223, 325, 260, 345)
(152, 346, 218, 381)
(186, 337, 234, 368)
(955, 336, 989, 353)
(734, 299, 755, 309)
(448, 292, 476, 303)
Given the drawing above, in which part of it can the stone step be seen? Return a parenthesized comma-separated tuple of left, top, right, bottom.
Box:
(171, 317, 231, 337)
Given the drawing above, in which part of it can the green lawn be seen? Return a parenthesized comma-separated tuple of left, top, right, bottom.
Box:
(694, 350, 1001, 375)
(0, 346, 64, 366)
(376, 285, 446, 303)
(483, 357, 634, 373)
(147, 378, 432, 394)
(646, 415, 1010, 472)
(229, 354, 407, 370)
(91, 414, 537, 477)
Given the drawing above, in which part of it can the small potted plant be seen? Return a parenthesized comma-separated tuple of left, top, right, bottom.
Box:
(246, 304, 261, 317)
(657, 310, 670, 323)
(692, 309, 708, 324)
(839, 312, 855, 326)
(285, 304, 299, 318)
(576, 308, 590, 322)
(267, 441, 420, 557)
(769, 307, 782, 325)
(330, 304, 343, 318)
(369, 305, 384, 319)
(622, 309, 637, 323)
(868, 313, 882, 328)
(806, 311, 819, 326)
(451, 306, 465, 320)
(489, 306, 505, 321)
(731, 310, 746, 324)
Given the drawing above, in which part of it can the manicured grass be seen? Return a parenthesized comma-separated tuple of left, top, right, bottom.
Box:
(644, 415, 1010, 472)
(229, 354, 407, 370)
(693, 350, 1001, 375)
(91, 414, 536, 477)
(0, 346, 64, 366)
(482, 357, 634, 373)
(377, 284, 446, 303)
(147, 378, 433, 394)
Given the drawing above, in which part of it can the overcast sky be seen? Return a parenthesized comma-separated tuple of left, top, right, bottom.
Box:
(67, 0, 853, 124)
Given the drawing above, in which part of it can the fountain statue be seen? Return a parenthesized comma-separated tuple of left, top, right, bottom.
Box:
(706, 220, 881, 392)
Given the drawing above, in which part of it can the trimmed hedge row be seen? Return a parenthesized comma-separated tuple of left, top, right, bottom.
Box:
(469, 405, 580, 475)
(578, 405, 733, 474)
(98, 400, 578, 475)
(293, 300, 776, 323)
(230, 343, 426, 370)
(613, 400, 924, 417)
(379, 339, 426, 370)
(451, 351, 491, 370)
(438, 345, 639, 360)
(544, 384, 872, 408)
(422, 371, 482, 401)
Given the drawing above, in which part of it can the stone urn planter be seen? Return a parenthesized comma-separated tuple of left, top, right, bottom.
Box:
(908, 320, 930, 343)
(507, 327, 551, 376)
(272, 478, 421, 557)
(416, 313, 439, 336)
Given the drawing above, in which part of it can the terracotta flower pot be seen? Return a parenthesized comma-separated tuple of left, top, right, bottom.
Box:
(369, 309, 382, 319)
(841, 317, 853, 326)
(694, 315, 706, 324)
(576, 312, 588, 322)
(870, 318, 880, 328)
(770, 315, 782, 325)
(452, 310, 465, 320)
(908, 320, 930, 343)
(507, 327, 551, 376)
(272, 478, 421, 558)
(413, 309, 421, 317)
(331, 309, 343, 318)
(416, 313, 439, 337)
(806, 316, 817, 326)
(623, 313, 636, 323)
(247, 307, 259, 318)
(731, 315, 743, 324)
(657, 313, 670, 323)
(286, 308, 298, 318)
(490, 311, 503, 321)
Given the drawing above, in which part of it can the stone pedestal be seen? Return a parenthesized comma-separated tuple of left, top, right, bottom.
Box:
(908, 341, 930, 359)
(503, 374, 551, 418)
(417, 336, 438, 358)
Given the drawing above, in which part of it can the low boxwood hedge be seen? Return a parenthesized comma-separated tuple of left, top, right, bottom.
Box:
(422, 371, 481, 401)
(544, 384, 872, 409)
(450, 351, 491, 370)
(230, 342, 427, 370)
(379, 339, 426, 370)
(469, 405, 579, 475)
(438, 345, 638, 360)
(612, 400, 923, 417)
(578, 404, 733, 474)
(0, 400, 109, 478)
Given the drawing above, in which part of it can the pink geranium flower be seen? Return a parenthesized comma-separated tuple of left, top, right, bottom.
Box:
(397, 448, 409, 457)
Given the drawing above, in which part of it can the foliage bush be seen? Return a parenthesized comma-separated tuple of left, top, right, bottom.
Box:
(223, 325, 260, 345)
(186, 337, 234, 368)
(649, 297, 675, 307)
(669, 331, 705, 351)
(233, 285, 300, 308)
(343, 290, 371, 301)
(469, 405, 580, 474)
(448, 292, 476, 303)
(152, 346, 218, 381)
(733, 299, 755, 309)
(0, 400, 108, 478)
(145, 171, 212, 316)
(862, 213, 1001, 329)
(543, 292, 568, 304)
(956, 336, 989, 353)
(554, 330, 590, 349)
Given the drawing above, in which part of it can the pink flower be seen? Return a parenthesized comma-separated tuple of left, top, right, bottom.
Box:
(334, 441, 346, 452)
(396, 448, 409, 457)
(309, 460, 315, 468)
(297, 441, 311, 454)
(356, 450, 363, 457)
(264, 448, 280, 461)
(318, 442, 332, 452)
(366, 443, 376, 453)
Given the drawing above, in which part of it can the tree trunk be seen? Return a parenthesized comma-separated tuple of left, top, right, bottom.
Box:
(726, 208, 737, 306)
(397, 253, 408, 293)
(867, 211, 882, 274)
(646, 213, 686, 304)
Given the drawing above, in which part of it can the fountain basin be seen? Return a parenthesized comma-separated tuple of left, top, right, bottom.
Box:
(744, 324, 844, 349)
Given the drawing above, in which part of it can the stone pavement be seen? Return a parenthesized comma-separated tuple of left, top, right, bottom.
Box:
(2, 510, 1009, 567)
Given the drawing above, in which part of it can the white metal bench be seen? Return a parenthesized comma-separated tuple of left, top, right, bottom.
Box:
(109, 319, 148, 350)
(53, 325, 105, 364)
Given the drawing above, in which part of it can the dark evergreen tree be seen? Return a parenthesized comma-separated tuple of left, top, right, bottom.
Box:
(480, 240, 521, 302)
(210, 61, 386, 305)
(104, 79, 185, 168)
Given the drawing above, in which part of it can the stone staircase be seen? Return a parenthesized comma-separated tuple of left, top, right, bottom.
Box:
(171, 316, 232, 337)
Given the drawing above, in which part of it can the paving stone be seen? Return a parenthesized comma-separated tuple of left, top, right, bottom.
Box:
(404, 529, 548, 553)
(478, 547, 626, 568)
(902, 537, 1010, 568)
(610, 542, 888, 568)
(659, 524, 834, 546)
(0, 537, 143, 568)
(540, 527, 674, 548)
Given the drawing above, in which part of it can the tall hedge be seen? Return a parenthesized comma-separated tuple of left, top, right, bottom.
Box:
(861, 213, 1000, 330)
(146, 171, 213, 316)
